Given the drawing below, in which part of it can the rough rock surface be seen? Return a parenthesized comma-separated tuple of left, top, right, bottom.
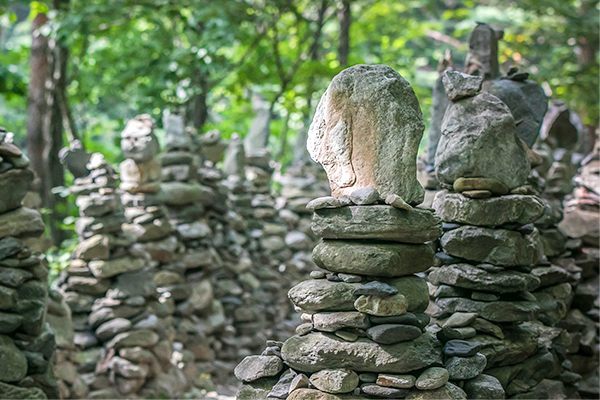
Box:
(312, 206, 441, 243)
(440, 226, 543, 266)
(313, 240, 434, 277)
(433, 190, 545, 226)
(307, 65, 425, 204)
(281, 332, 442, 373)
(435, 92, 530, 190)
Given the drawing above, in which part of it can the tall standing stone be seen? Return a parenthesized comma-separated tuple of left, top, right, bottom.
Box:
(307, 64, 425, 206)
(235, 66, 461, 400)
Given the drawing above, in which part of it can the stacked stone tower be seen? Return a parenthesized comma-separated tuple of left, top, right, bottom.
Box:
(234, 65, 467, 399)
(430, 70, 562, 398)
(59, 151, 181, 398)
(0, 129, 58, 399)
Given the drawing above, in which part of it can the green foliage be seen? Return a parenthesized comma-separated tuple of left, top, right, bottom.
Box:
(0, 0, 597, 166)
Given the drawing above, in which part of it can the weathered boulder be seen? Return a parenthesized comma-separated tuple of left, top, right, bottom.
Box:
(0, 208, 45, 239)
(432, 191, 545, 226)
(429, 264, 540, 293)
(307, 64, 425, 205)
(436, 298, 539, 323)
(312, 206, 441, 243)
(234, 356, 283, 383)
(440, 226, 543, 266)
(435, 92, 529, 191)
(288, 280, 360, 312)
(312, 240, 434, 277)
(281, 332, 442, 373)
(0, 168, 33, 214)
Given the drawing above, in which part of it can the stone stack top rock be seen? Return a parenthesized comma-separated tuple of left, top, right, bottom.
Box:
(307, 64, 425, 206)
(442, 70, 483, 101)
(435, 70, 531, 192)
(120, 114, 160, 164)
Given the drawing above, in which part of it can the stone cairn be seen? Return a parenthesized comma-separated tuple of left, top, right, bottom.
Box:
(430, 69, 592, 399)
(0, 128, 59, 399)
(157, 113, 236, 387)
(274, 161, 330, 329)
(233, 65, 475, 399)
(57, 150, 180, 398)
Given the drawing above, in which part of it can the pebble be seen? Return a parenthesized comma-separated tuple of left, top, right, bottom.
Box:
(445, 352, 487, 380)
(326, 274, 341, 282)
(415, 367, 449, 390)
(288, 373, 309, 394)
(385, 194, 413, 210)
(442, 312, 478, 328)
(310, 271, 326, 279)
(377, 374, 416, 389)
(295, 323, 312, 336)
(359, 373, 378, 383)
(453, 177, 508, 195)
(338, 273, 362, 283)
(310, 369, 359, 394)
(442, 222, 461, 231)
(350, 187, 380, 205)
(354, 293, 408, 317)
(361, 384, 409, 398)
(306, 196, 343, 211)
(335, 330, 358, 342)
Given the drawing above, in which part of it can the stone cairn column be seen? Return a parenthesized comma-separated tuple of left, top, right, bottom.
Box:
(431, 69, 571, 398)
(58, 151, 179, 398)
(157, 113, 235, 388)
(116, 115, 190, 397)
(558, 145, 600, 399)
(0, 128, 59, 399)
(234, 65, 466, 399)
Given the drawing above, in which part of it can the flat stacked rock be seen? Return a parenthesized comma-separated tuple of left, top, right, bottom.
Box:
(0, 129, 59, 399)
(235, 65, 466, 399)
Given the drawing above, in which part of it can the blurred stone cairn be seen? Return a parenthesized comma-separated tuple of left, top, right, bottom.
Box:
(157, 113, 241, 386)
(234, 65, 468, 399)
(222, 133, 301, 347)
(429, 69, 596, 399)
(0, 128, 58, 399)
(274, 161, 330, 308)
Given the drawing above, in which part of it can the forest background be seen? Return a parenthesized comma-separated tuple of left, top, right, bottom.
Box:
(0, 0, 598, 273)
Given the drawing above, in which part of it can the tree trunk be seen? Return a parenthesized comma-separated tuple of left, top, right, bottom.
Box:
(294, 0, 329, 165)
(338, 0, 351, 66)
(190, 70, 209, 131)
(45, 39, 68, 245)
(26, 13, 49, 195)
